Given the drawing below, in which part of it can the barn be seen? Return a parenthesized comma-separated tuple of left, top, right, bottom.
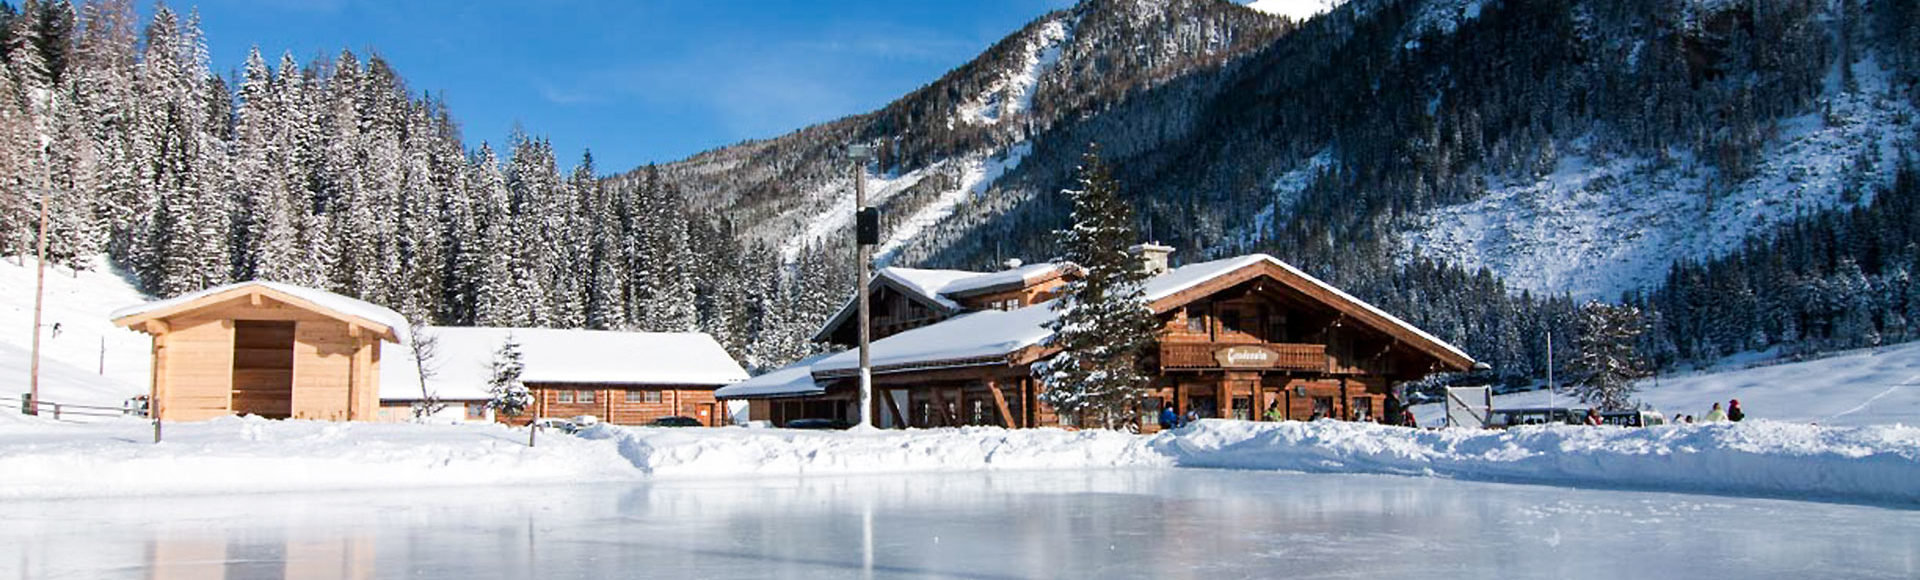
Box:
(111, 281, 408, 422)
(720, 247, 1476, 430)
(379, 326, 751, 427)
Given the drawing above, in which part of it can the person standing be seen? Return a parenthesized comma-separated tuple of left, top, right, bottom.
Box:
(1703, 402, 1728, 422)
(1585, 408, 1603, 426)
(1264, 402, 1284, 423)
(1158, 403, 1179, 431)
(1728, 399, 1745, 422)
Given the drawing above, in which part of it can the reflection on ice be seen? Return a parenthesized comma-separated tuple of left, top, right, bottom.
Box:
(1, 469, 1916, 579)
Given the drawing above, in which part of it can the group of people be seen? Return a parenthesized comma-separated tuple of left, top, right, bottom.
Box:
(1672, 399, 1745, 424)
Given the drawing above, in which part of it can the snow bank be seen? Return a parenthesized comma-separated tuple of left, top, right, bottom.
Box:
(0, 416, 639, 500)
(4, 417, 1915, 505)
(578, 424, 1168, 477)
(1165, 420, 1920, 505)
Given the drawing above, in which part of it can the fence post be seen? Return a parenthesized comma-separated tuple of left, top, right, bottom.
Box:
(528, 423, 538, 448)
(153, 418, 162, 444)
(52, 402, 60, 420)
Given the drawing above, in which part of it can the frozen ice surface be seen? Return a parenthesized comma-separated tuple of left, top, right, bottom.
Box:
(2, 469, 1914, 579)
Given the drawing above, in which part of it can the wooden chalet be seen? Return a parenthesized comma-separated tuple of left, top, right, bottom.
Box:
(380, 327, 750, 427)
(720, 247, 1476, 430)
(111, 281, 408, 422)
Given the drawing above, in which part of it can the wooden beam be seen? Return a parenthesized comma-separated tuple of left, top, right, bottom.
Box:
(987, 380, 1015, 428)
(878, 388, 906, 428)
(347, 324, 362, 339)
(143, 320, 169, 335)
(249, 292, 263, 307)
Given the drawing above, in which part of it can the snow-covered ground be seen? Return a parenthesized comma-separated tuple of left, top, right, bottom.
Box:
(1242, 0, 1348, 21)
(4, 414, 1915, 505)
(1413, 341, 1920, 428)
(0, 256, 151, 407)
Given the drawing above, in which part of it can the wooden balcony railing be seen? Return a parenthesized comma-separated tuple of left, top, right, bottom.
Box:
(1158, 342, 1329, 372)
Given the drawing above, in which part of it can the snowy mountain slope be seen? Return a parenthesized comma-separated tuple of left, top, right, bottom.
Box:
(0, 257, 151, 407)
(1402, 56, 1917, 300)
(1242, 0, 1348, 21)
(653, 0, 1284, 267)
(1413, 341, 1920, 428)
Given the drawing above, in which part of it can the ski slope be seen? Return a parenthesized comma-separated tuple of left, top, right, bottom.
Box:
(1415, 342, 1920, 428)
(0, 256, 151, 408)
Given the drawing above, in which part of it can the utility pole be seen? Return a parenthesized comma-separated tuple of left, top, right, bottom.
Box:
(850, 144, 876, 429)
(28, 145, 49, 415)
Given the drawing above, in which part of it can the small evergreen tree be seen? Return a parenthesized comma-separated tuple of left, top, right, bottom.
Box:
(485, 333, 531, 416)
(1035, 145, 1159, 429)
(1567, 301, 1650, 411)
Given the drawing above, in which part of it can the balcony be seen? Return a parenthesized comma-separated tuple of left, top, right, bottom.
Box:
(1158, 342, 1329, 372)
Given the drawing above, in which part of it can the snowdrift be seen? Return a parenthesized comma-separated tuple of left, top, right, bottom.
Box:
(2, 416, 1915, 505)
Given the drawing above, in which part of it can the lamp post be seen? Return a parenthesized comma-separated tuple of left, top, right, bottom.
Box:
(849, 143, 876, 429)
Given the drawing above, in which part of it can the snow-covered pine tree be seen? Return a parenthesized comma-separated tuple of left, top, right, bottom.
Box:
(1035, 145, 1158, 429)
(470, 143, 518, 326)
(1567, 301, 1649, 411)
(485, 332, 531, 416)
(642, 166, 698, 332)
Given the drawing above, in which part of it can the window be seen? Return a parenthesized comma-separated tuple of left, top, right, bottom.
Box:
(627, 390, 644, 403)
(557, 390, 574, 404)
(465, 404, 486, 420)
(645, 390, 662, 403)
(577, 390, 595, 404)
(1185, 309, 1206, 333)
(1221, 310, 1243, 334)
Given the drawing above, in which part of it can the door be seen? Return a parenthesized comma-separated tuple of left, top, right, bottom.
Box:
(231, 320, 295, 419)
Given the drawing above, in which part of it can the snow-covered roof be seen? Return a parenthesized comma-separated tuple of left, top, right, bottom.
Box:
(111, 281, 409, 342)
(939, 262, 1072, 297)
(812, 303, 1058, 375)
(380, 326, 749, 402)
(813, 262, 1076, 342)
(810, 253, 1476, 375)
(713, 353, 834, 399)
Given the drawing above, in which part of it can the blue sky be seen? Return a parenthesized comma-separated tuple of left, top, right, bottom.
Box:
(182, 0, 1075, 174)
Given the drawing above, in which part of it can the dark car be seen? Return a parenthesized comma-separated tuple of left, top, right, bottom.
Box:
(648, 416, 704, 427)
(784, 418, 850, 430)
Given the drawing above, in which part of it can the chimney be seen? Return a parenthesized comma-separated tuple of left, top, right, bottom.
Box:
(1128, 243, 1174, 277)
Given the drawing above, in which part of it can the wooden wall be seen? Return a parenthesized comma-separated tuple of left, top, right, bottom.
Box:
(157, 317, 236, 422)
(515, 384, 724, 426)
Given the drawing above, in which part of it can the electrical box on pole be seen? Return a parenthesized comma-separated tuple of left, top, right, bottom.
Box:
(856, 207, 880, 246)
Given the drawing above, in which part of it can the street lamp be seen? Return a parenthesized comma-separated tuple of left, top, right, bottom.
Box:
(849, 143, 876, 429)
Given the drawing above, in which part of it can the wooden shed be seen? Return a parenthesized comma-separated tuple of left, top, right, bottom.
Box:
(111, 281, 408, 422)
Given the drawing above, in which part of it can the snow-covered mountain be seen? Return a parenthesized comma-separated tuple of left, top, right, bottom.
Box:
(639, 0, 1920, 375)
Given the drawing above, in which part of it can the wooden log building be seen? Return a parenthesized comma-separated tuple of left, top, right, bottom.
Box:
(720, 247, 1476, 430)
(379, 327, 750, 427)
(111, 281, 408, 422)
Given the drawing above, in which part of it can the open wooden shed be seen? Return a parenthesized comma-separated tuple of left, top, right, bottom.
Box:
(111, 281, 408, 422)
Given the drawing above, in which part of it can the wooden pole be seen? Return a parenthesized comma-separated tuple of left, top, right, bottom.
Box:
(27, 165, 47, 415)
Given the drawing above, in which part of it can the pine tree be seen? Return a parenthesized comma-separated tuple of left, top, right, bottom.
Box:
(485, 333, 531, 416)
(1036, 145, 1159, 429)
(1567, 301, 1649, 411)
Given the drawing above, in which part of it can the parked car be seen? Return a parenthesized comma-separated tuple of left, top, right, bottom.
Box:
(785, 418, 850, 430)
(1487, 407, 1586, 428)
(648, 416, 703, 427)
(530, 415, 599, 434)
(1598, 409, 1668, 427)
